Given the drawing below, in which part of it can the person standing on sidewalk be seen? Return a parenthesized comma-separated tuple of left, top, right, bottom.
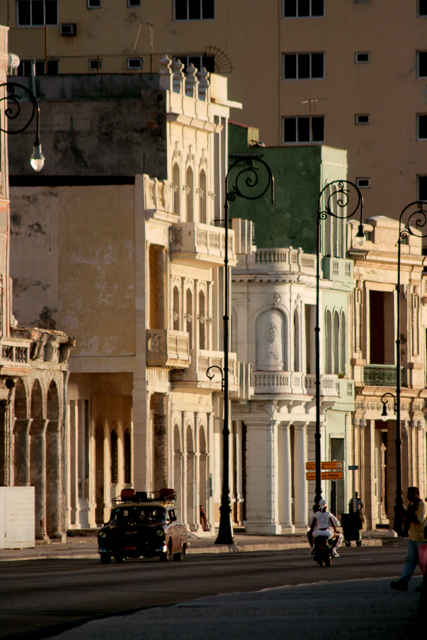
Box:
(390, 487, 427, 592)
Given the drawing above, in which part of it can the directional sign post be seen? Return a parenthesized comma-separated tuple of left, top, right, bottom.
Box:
(306, 461, 344, 471)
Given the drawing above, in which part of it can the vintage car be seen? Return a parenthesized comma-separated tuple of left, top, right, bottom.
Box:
(98, 489, 188, 564)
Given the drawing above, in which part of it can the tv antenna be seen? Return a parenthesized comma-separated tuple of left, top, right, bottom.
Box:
(300, 97, 328, 116)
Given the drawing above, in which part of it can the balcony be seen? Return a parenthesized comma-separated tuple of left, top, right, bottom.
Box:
(0, 337, 31, 376)
(170, 222, 236, 266)
(146, 329, 191, 368)
(171, 349, 239, 392)
(251, 372, 338, 397)
(363, 365, 404, 387)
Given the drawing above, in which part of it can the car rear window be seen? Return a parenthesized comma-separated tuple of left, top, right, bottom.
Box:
(110, 506, 166, 523)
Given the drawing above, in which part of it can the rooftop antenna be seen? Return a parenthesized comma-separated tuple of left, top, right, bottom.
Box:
(134, 22, 155, 72)
(300, 97, 328, 117)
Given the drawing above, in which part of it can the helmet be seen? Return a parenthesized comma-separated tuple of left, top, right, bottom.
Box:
(319, 499, 328, 511)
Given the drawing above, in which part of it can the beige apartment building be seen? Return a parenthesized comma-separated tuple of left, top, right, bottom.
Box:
(2, 0, 427, 218)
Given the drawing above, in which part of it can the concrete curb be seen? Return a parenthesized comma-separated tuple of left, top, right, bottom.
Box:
(0, 538, 383, 561)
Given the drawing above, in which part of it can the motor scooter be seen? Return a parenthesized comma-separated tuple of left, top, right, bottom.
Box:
(314, 535, 334, 567)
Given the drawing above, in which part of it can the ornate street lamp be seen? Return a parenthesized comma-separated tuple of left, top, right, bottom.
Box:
(315, 181, 364, 507)
(0, 82, 45, 171)
(207, 154, 274, 545)
(384, 201, 427, 534)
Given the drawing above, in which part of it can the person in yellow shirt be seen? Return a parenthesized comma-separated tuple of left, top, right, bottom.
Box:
(390, 487, 427, 592)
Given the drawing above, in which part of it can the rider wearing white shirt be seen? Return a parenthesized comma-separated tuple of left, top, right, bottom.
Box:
(308, 499, 342, 557)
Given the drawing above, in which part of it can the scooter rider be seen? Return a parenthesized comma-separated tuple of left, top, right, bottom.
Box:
(308, 499, 343, 557)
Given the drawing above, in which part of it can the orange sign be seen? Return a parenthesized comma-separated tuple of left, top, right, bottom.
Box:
(306, 471, 344, 481)
(306, 461, 344, 470)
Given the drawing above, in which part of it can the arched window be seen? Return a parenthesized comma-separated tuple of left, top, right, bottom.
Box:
(186, 289, 193, 349)
(173, 163, 180, 215)
(186, 167, 193, 222)
(325, 310, 332, 374)
(340, 311, 346, 375)
(293, 309, 300, 372)
(199, 170, 207, 224)
(199, 291, 206, 349)
(173, 286, 180, 331)
(111, 430, 118, 484)
(124, 429, 131, 484)
(333, 311, 340, 374)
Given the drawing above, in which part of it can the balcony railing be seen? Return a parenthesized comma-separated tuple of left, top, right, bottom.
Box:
(146, 329, 191, 368)
(363, 365, 404, 387)
(251, 372, 338, 396)
(170, 221, 235, 265)
(0, 337, 31, 373)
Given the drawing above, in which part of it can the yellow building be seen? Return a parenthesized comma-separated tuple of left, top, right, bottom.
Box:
(2, 0, 426, 219)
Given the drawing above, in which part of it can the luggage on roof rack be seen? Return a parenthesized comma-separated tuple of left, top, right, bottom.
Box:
(113, 487, 177, 505)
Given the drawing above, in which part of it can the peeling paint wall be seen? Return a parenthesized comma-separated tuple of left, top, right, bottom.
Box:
(10, 185, 136, 357)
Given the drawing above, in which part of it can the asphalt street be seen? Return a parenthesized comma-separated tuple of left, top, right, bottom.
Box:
(0, 544, 423, 640)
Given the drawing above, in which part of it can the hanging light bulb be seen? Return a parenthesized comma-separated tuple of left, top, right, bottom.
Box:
(30, 138, 45, 172)
(354, 223, 365, 247)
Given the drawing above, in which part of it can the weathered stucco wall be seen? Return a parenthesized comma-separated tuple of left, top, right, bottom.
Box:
(10, 184, 136, 357)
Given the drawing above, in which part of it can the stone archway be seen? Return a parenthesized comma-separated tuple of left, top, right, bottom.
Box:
(29, 379, 48, 540)
(13, 378, 29, 486)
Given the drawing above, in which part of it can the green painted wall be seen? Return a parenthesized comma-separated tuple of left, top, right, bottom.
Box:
(228, 123, 347, 254)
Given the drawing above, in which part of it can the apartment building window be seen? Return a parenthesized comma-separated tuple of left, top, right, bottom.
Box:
(17, 59, 58, 75)
(127, 57, 142, 70)
(283, 0, 324, 17)
(175, 55, 215, 73)
(418, 51, 427, 77)
(283, 53, 324, 79)
(417, 115, 427, 139)
(175, 0, 214, 20)
(419, 0, 427, 16)
(283, 116, 324, 143)
(355, 114, 369, 125)
(418, 175, 427, 200)
(128, 0, 141, 5)
(355, 52, 370, 64)
(87, 0, 101, 8)
(17, 1, 58, 26)
(88, 58, 102, 71)
(356, 178, 370, 189)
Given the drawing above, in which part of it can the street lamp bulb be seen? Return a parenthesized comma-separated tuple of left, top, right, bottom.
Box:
(30, 142, 45, 172)
(381, 414, 388, 423)
(354, 224, 365, 247)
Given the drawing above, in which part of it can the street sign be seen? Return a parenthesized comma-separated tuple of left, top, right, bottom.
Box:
(305, 461, 344, 470)
(306, 471, 344, 481)
(348, 465, 358, 471)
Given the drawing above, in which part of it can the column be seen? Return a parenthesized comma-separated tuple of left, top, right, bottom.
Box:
(235, 421, 243, 525)
(13, 418, 31, 486)
(30, 418, 49, 541)
(77, 399, 90, 528)
(278, 422, 294, 532)
(152, 394, 168, 491)
(194, 412, 200, 531)
(266, 416, 280, 534)
(46, 419, 63, 537)
(103, 422, 111, 524)
(363, 419, 377, 529)
(182, 412, 188, 526)
(293, 422, 308, 529)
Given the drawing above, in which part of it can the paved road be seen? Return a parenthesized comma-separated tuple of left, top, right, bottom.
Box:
(0, 544, 423, 640)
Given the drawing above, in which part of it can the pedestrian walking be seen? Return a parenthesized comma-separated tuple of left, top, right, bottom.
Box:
(390, 486, 427, 592)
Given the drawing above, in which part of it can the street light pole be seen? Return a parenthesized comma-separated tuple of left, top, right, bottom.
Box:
(207, 155, 274, 545)
(315, 181, 365, 507)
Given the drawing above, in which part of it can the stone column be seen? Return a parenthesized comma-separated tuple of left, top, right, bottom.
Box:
(13, 418, 31, 486)
(194, 412, 201, 531)
(235, 421, 243, 525)
(152, 394, 168, 492)
(30, 418, 49, 541)
(278, 421, 294, 531)
(363, 419, 377, 529)
(182, 412, 188, 526)
(266, 415, 280, 534)
(293, 422, 308, 529)
(46, 419, 63, 538)
(103, 422, 111, 524)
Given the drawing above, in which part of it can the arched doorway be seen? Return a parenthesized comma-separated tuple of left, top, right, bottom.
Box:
(30, 379, 47, 539)
(13, 378, 29, 486)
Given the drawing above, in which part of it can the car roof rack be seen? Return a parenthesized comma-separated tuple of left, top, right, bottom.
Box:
(112, 487, 177, 506)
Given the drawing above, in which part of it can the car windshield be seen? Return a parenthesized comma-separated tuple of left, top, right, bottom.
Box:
(110, 506, 166, 524)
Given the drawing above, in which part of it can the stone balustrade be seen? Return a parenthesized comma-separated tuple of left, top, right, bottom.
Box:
(0, 337, 31, 376)
(252, 371, 339, 397)
(170, 221, 236, 265)
(146, 329, 191, 368)
(238, 247, 317, 276)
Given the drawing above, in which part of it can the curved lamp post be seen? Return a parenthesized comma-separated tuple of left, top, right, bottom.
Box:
(385, 201, 427, 534)
(315, 180, 365, 507)
(207, 154, 274, 545)
(0, 82, 45, 171)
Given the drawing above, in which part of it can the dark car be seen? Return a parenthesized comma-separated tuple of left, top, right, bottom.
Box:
(98, 489, 188, 563)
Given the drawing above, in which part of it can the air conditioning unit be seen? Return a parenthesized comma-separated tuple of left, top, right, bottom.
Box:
(60, 23, 77, 36)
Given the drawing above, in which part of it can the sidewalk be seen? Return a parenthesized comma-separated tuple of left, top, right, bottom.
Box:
(0, 530, 392, 562)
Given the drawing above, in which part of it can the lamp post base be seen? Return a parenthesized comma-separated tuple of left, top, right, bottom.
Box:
(215, 505, 234, 545)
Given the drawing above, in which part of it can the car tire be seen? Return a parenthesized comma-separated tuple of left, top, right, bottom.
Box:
(100, 553, 111, 564)
(160, 542, 172, 562)
(173, 544, 185, 561)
